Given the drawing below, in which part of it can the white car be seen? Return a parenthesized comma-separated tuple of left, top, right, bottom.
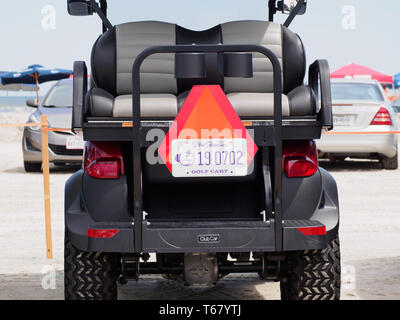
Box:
(318, 79, 398, 169)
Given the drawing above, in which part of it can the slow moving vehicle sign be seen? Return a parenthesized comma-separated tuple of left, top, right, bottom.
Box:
(158, 85, 258, 177)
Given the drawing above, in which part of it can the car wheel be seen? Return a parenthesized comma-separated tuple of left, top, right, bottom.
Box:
(24, 161, 41, 172)
(381, 151, 398, 170)
(64, 231, 120, 300)
(280, 234, 341, 300)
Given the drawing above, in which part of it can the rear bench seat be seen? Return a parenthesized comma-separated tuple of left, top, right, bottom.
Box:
(87, 20, 317, 119)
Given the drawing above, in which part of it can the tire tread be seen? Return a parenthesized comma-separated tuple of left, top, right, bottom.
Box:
(64, 232, 119, 300)
(280, 235, 341, 300)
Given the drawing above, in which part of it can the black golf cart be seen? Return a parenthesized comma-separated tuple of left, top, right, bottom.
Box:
(64, 0, 340, 300)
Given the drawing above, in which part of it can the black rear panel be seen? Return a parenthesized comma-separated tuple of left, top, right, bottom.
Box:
(142, 151, 264, 221)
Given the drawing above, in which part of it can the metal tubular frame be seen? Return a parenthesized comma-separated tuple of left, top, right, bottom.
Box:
(131, 44, 283, 253)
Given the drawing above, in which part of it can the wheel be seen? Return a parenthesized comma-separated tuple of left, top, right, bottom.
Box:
(64, 231, 120, 300)
(280, 234, 341, 300)
(381, 152, 398, 170)
(24, 161, 41, 172)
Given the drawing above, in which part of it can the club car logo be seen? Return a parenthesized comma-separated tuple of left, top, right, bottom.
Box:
(198, 234, 220, 244)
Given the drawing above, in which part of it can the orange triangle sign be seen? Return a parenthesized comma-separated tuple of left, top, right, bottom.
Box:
(158, 85, 258, 177)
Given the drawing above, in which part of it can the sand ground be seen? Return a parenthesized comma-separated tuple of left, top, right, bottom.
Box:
(0, 112, 399, 300)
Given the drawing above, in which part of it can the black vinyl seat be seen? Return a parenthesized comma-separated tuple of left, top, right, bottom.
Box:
(87, 20, 317, 119)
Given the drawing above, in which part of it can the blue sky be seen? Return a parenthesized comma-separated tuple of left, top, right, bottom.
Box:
(1, 0, 400, 96)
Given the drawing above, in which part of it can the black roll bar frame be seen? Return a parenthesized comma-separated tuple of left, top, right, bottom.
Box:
(131, 44, 284, 253)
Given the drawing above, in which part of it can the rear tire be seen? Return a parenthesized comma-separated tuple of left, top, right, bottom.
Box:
(24, 161, 41, 172)
(381, 152, 398, 170)
(64, 231, 120, 300)
(280, 235, 341, 300)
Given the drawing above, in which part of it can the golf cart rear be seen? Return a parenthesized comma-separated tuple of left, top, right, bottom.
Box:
(64, 0, 340, 300)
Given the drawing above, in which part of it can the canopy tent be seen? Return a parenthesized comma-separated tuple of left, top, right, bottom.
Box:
(331, 63, 393, 85)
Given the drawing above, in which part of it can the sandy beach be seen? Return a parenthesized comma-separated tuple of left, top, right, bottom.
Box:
(0, 109, 31, 143)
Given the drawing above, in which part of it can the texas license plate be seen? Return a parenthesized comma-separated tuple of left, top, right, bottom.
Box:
(66, 135, 84, 150)
(171, 138, 247, 177)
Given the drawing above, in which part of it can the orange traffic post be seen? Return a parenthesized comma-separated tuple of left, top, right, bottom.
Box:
(40, 115, 53, 259)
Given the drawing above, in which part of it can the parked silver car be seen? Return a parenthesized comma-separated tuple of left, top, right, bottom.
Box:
(318, 79, 398, 169)
(22, 79, 83, 172)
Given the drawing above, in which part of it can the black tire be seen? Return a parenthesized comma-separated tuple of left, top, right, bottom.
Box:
(24, 161, 41, 172)
(64, 232, 120, 300)
(280, 235, 341, 300)
(381, 152, 398, 170)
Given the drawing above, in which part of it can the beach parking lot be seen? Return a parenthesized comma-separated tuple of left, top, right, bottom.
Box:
(0, 111, 400, 300)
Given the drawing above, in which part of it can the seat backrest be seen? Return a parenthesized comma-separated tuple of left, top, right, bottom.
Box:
(90, 20, 306, 96)
(91, 21, 177, 96)
(221, 21, 305, 94)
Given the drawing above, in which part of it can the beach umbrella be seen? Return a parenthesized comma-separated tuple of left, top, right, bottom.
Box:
(394, 73, 400, 89)
(0, 72, 36, 92)
(331, 63, 393, 85)
(0, 72, 36, 107)
(0, 65, 72, 103)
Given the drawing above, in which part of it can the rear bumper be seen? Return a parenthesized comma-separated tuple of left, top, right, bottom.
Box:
(317, 129, 398, 158)
(142, 220, 327, 253)
(143, 220, 276, 253)
(65, 170, 336, 253)
(67, 219, 327, 253)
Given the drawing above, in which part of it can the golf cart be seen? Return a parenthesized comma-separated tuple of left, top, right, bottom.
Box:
(65, 0, 340, 300)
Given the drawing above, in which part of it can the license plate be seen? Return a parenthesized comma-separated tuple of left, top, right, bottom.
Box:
(66, 135, 84, 150)
(333, 115, 354, 126)
(171, 138, 247, 177)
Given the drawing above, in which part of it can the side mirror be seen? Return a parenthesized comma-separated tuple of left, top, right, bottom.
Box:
(67, 0, 93, 16)
(26, 99, 38, 108)
(282, 0, 307, 15)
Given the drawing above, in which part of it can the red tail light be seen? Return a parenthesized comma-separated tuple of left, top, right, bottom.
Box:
(88, 229, 120, 238)
(297, 226, 326, 236)
(370, 107, 392, 126)
(84, 142, 125, 179)
(283, 140, 318, 178)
